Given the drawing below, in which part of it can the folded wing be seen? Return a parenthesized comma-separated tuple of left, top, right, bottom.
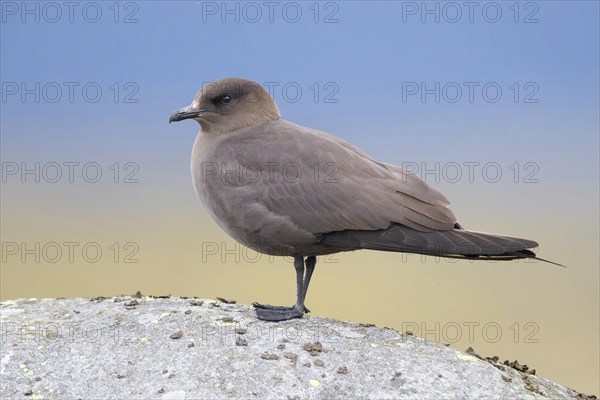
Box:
(215, 120, 457, 234)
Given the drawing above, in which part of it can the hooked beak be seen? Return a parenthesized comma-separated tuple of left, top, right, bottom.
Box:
(169, 105, 206, 123)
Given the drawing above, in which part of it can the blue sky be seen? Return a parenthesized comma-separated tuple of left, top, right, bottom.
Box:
(2, 1, 598, 175)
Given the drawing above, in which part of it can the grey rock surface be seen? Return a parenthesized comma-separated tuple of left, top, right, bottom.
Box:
(0, 296, 588, 399)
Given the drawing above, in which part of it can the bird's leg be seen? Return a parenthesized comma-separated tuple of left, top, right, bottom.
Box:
(298, 256, 316, 312)
(253, 256, 315, 321)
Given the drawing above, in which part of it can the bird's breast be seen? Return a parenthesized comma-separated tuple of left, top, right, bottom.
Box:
(190, 131, 319, 256)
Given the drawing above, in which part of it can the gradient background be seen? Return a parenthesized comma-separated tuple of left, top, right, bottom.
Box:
(1, 0, 598, 395)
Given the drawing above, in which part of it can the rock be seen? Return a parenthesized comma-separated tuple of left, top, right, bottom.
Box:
(260, 352, 280, 361)
(123, 299, 139, 309)
(302, 342, 323, 356)
(0, 297, 593, 399)
(284, 352, 298, 364)
(169, 331, 183, 340)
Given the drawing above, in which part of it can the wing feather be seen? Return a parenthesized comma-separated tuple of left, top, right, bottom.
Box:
(214, 120, 457, 234)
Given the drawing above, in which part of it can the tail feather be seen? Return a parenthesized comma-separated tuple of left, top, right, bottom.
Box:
(320, 223, 564, 267)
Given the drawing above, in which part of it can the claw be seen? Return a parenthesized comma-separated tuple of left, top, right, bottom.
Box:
(252, 302, 292, 311)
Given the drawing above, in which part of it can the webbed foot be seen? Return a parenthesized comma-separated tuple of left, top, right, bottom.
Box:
(252, 303, 305, 321)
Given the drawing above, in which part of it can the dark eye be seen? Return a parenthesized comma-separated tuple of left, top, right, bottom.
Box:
(220, 95, 232, 104)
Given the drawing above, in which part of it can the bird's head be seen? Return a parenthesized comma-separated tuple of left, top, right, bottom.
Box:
(169, 78, 280, 134)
